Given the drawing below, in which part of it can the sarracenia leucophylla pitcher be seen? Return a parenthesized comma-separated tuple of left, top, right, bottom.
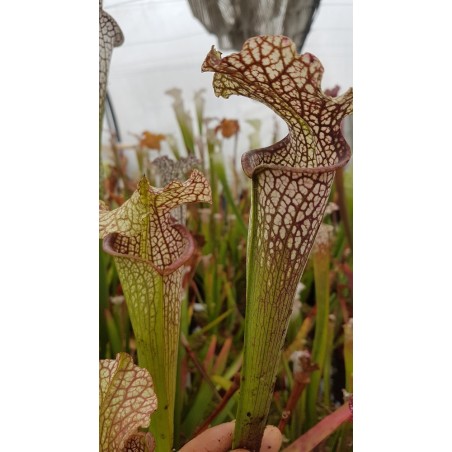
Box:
(202, 35, 353, 451)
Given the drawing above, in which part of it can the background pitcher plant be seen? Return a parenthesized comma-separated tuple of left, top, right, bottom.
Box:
(202, 35, 353, 450)
(99, 170, 211, 451)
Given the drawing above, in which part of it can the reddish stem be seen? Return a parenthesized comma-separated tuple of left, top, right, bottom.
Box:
(282, 399, 353, 452)
(193, 373, 241, 437)
(278, 356, 318, 432)
(180, 333, 222, 402)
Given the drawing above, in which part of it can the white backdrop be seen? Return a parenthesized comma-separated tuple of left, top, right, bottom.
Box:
(103, 0, 352, 171)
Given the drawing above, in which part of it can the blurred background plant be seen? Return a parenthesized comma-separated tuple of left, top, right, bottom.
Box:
(99, 87, 353, 450)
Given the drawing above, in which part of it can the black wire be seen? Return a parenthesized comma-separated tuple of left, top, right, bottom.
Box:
(105, 91, 122, 142)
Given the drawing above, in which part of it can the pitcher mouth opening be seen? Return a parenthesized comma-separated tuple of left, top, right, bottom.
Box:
(241, 134, 351, 178)
(102, 223, 195, 277)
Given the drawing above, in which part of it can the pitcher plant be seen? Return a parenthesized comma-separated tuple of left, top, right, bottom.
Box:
(202, 35, 353, 450)
(99, 170, 211, 450)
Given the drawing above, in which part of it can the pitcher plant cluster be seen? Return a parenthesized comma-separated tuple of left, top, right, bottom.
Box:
(99, 12, 353, 450)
